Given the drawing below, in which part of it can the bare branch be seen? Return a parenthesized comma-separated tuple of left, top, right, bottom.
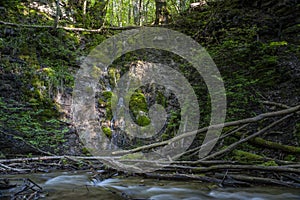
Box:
(201, 114, 294, 160)
(112, 105, 300, 156)
(0, 20, 143, 32)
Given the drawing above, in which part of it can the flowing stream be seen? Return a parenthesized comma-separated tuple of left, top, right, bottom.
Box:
(1, 171, 300, 200)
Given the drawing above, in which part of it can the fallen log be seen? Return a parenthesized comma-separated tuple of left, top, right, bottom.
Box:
(201, 114, 294, 161)
(250, 137, 300, 154)
(111, 105, 300, 156)
(215, 173, 300, 188)
(140, 173, 250, 187)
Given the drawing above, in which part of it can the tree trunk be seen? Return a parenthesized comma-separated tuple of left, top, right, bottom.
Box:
(154, 0, 169, 25)
(54, 0, 60, 29)
(82, 0, 87, 26)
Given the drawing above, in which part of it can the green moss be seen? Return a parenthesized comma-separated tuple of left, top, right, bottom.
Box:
(136, 115, 151, 126)
(260, 160, 278, 166)
(120, 152, 145, 160)
(232, 150, 264, 163)
(129, 92, 148, 113)
(105, 107, 113, 120)
(98, 91, 114, 120)
(252, 137, 300, 154)
(102, 126, 112, 138)
(284, 154, 296, 162)
(92, 65, 102, 79)
(103, 91, 113, 99)
(161, 133, 170, 140)
(156, 91, 167, 107)
(82, 147, 91, 155)
(129, 91, 150, 125)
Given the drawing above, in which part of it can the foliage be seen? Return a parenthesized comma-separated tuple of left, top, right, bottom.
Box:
(0, 97, 69, 151)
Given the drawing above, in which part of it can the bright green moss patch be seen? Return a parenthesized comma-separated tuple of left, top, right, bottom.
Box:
(102, 126, 112, 138)
(129, 91, 150, 126)
(136, 115, 151, 126)
(260, 160, 278, 166)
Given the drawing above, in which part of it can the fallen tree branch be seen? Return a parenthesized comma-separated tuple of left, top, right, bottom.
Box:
(0, 156, 119, 163)
(173, 124, 251, 160)
(112, 105, 300, 156)
(140, 173, 250, 186)
(261, 101, 291, 109)
(163, 164, 300, 174)
(118, 158, 236, 167)
(250, 137, 300, 154)
(215, 173, 300, 188)
(0, 20, 144, 32)
(201, 114, 294, 161)
(0, 163, 30, 172)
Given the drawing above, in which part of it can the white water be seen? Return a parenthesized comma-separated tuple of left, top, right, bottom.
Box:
(2, 172, 300, 200)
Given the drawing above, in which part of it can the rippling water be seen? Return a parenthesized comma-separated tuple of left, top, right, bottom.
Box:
(2, 171, 300, 200)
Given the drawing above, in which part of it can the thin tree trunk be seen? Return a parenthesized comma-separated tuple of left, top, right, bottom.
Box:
(54, 0, 60, 29)
(110, 0, 114, 26)
(138, 0, 143, 25)
(144, 0, 150, 24)
(155, 0, 168, 25)
(83, 0, 87, 26)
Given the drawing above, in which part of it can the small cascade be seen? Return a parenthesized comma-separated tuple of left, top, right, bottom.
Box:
(181, 115, 188, 148)
(108, 115, 117, 150)
(107, 97, 126, 150)
(106, 86, 112, 91)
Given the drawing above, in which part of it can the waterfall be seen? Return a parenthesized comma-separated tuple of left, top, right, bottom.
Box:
(107, 97, 125, 150)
